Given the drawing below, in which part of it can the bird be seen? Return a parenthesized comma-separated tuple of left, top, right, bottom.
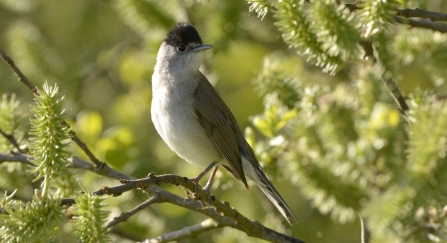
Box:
(151, 22, 297, 224)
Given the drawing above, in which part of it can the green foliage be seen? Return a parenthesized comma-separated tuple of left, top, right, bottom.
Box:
(0, 193, 64, 243)
(0, 94, 26, 152)
(311, 0, 361, 60)
(271, 0, 400, 74)
(362, 186, 414, 242)
(359, 0, 398, 38)
(399, 0, 426, 9)
(29, 83, 71, 198)
(112, 0, 175, 39)
(251, 48, 447, 241)
(252, 105, 297, 138)
(361, 91, 447, 241)
(372, 30, 397, 73)
(253, 54, 302, 109)
(72, 193, 110, 243)
(406, 92, 447, 204)
(273, 0, 343, 74)
(247, 0, 269, 19)
(394, 29, 447, 87)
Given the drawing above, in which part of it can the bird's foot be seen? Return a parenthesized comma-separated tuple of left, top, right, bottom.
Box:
(188, 163, 219, 204)
(189, 176, 212, 204)
(201, 167, 218, 204)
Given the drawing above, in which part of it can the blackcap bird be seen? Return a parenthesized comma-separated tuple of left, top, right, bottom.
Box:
(151, 23, 297, 224)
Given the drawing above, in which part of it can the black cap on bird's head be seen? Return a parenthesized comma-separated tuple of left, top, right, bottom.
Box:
(165, 23, 202, 47)
(163, 23, 212, 54)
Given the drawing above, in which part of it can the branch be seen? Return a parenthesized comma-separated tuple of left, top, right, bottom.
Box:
(149, 184, 243, 230)
(343, 4, 447, 33)
(393, 16, 447, 33)
(395, 8, 447, 22)
(345, 5, 447, 23)
(59, 184, 242, 230)
(141, 218, 223, 243)
(0, 152, 35, 166)
(67, 128, 105, 167)
(359, 41, 410, 116)
(106, 194, 161, 228)
(359, 40, 374, 61)
(0, 50, 39, 95)
(383, 77, 409, 113)
(0, 152, 130, 179)
(68, 156, 132, 180)
(345, 2, 361, 12)
(60, 155, 302, 242)
(92, 175, 304, 243)
(60, 176, 302, 242)
(61, 198, 76, 206)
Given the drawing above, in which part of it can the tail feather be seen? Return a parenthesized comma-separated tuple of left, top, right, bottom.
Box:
(257, 182, 298, 225)
(241, 156, 298, 224)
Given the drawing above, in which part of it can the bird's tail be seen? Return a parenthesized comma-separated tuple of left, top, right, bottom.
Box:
(242, 156, 298, 225)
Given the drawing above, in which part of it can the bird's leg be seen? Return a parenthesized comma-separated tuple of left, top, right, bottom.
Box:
(202, 165, 219, 204)
(189, 161, 218, 200)
(190, 161, 218, 184)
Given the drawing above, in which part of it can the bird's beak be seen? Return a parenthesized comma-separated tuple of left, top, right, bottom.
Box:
(193, 44, 213, 52)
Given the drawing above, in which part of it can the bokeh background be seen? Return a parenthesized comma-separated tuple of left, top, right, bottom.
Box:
(2, 0, 447, 242)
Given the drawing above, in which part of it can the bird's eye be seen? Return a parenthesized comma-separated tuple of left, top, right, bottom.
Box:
(176, 44, 186, 52)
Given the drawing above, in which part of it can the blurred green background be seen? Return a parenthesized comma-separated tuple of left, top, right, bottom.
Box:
(2, 0, 447, 242)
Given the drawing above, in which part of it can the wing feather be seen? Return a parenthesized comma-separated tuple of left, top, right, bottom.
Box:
(192, 73, 248, 187)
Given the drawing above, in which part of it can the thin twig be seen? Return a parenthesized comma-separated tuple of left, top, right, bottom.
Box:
(0, 128, 25, 154)
(0, 50, 39, 95)
(68, 129, 105, 167)
(359, 40, 410, 116)
(383, 77, 409, 113)
(141, 218, 222, 243)
(343, 4, 447, 33)
(393, 16, 447, 33)
(61, 198, 76, 206)
(0, 49, 105, 168)
(359, 40, 374, 61)
(107, 194, 161, 228)
(68, 156, 131, 180)
(345, 2, 361, 12)
(395, 8, 447, 22)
